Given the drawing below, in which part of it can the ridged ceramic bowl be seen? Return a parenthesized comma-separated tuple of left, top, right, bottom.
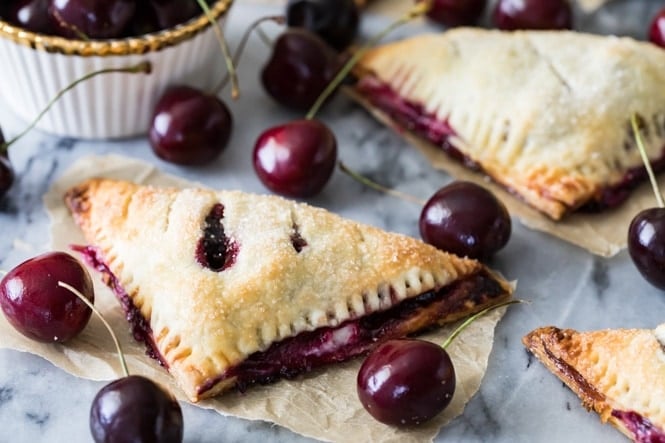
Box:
(0, 0, 233, 139)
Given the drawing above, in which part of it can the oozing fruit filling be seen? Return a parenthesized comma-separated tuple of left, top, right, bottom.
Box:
(612, 410, 665, 443)
(196, 203, 238, 272)
(355, 76, 665, 212)
(74, 244, 506, 395)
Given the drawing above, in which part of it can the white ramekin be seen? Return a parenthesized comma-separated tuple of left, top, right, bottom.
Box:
(0, 1, 233, 139)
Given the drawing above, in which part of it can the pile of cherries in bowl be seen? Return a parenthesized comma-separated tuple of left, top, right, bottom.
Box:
(0, 0, 217, 39)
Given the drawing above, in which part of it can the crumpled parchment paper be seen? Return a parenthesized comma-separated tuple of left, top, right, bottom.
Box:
(0, 155, 507, 443)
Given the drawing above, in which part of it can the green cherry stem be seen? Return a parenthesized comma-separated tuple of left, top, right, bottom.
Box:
(441, 299, 523, 350)
(213, 15, 286, 94)
(304, 2, 430, 120)
(58, 281, 129, 378)
(631, 113, 665, 208)
(338, 161, 426, 205)
(197, 0, 239, 100)
(0, 61, 151, 155)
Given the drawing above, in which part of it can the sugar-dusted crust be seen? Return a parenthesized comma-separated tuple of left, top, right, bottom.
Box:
(356, 29, 665, 220)
(523, 326, 665, 440)
(65, 178, 512, 401)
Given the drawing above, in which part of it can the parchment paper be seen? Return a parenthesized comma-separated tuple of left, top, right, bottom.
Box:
(347, 89, 665, 258)
(0, 154, 507, 443)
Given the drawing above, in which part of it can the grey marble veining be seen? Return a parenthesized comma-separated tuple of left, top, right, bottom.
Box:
(0, 1, 663, 442)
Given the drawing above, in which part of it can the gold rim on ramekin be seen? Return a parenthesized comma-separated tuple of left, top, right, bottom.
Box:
(0, 0, 233, 57)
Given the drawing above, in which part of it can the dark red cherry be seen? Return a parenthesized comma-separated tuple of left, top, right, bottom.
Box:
(0, 251, 94, 343)
(628, 208, 665, 290)
(4, 0, 52, 34)
(149, 85, 233, 166)
(649, 8, 665, 49)
(424, 0, 487, 27)
(262, 29, 341, 112)
(0, 155, 14, 199)
(357, 339, 455, 426)
(493, 0, 572, 31)
(419, 181, 511, 260)
(253, 119, 337, 198)
(148, 0, 200, 30)
(90, 375, 183, 443)
(286, 0, 359, 51)
(48, 0, 137, 39)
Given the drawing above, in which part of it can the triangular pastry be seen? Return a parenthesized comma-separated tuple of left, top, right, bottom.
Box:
(64, 178, 513, 402)
(354, 29, 665, 220)
(523, 325, 665, 442)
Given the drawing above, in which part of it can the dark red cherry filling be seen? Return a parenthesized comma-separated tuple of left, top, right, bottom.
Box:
(356, 76, 665, 213)
(612, 410, 665, 443)
(195, 203, 238, 272)
(73, 245, 167, 367)
(290, 223, 308, 253)
(209, 269, 505, 394)
(74, 243, 506, 396)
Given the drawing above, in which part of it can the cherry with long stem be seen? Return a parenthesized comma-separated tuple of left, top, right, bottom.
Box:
(58, 281, 183, 442)
(358, 299, 521, 426)
(254, 2, 431, 198)
(627, 114, 665, 290)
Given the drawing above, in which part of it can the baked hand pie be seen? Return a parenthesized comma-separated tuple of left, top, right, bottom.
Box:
(354, 29, 665, 220)
(64, 178, 513, 402)
(523, 325, 665, 442)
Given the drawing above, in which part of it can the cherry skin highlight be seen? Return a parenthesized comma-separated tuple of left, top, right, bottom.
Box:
(286, 0, 359, 50)
(90, 375, 184, 443)
(253, 119, 337, 198)
(419, 181, 511, 261)
(628, 208, 665, 290)
(0, 251, 94, 343)
(357, 339, 456, 426)
(493, 0, 572, 31)
(149, 85, 233, 166)
(4, 0, 52, 34)
(48, 0, 137, 39)
(649, 8, 665, 49)
(424, 0, 487, 27)
(262, 29, 341, 112)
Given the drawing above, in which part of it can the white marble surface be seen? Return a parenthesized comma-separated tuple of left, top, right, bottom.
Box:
(0, 1, 664, 442)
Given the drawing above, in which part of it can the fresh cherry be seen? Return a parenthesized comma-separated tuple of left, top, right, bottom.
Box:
(649, 8, 665, 49)
(148, 0, 200, 30)
(628, 208, 665, 290)
(149, 85, 233, 166)
(4, 0, 52, 34)
(253, 119, 337, 198)
(357, 339, 455, 426)
(419, 181, 511, 261)
(286, 0, 359, 51)
(424, 0, 487, 27)
(0, 251, 94, 343)
(48, 0, 137, 39)
(262, 29, 342, 112)
(90, 375, 184, 443)
(493, 0, 572, 31)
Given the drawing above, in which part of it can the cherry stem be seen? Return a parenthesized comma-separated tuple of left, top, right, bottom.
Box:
(214, 15, 286, 94)
(631, 114, 665, 208)
(441, 299, 522, 350)
(304, 2, 430, 120)
(57, 281, 129, 378)
(0, 61, 151, 155)
(338, 161, 426, 205)
(197, 0, 239, 100)
(51, 9, 90, 41)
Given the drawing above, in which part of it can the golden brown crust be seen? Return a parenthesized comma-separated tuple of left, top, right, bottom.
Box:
(523, 326, 665, 440)
(65, 178, 512, 401)
(356, 29, 665, 220)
